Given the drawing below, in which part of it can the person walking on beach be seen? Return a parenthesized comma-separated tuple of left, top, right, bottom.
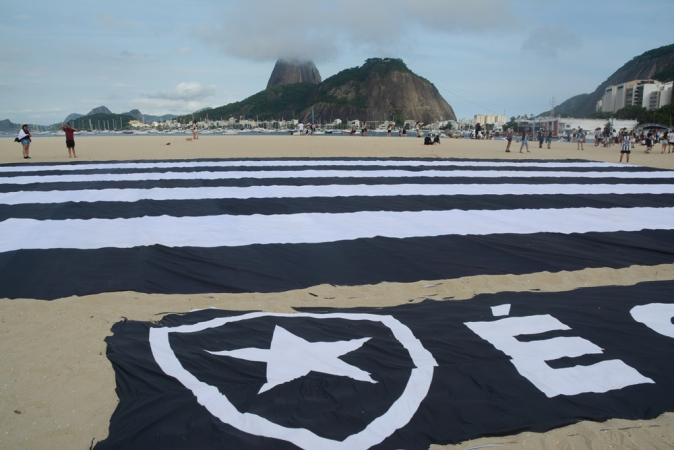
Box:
(60, 123, 79, 158)
(17, 124, 31, 159)
(644, 131, 653, 153)
(594, 128, 601, 147)
(311, 123, 316, 136)
(387, 125, 392, 137)
(545, 130, 552, 149)
(415, 122, 421, 138)
(361, 121, 368, 137)
(505, 126, 513, 152)
(191, 120, 199, 140)
(620, 130, 631, 163)
(577, 128, 584, 150)
(298, 121, 304, 136)
(519, 127, 530, 153)
(661, 131, 669, 153)
(537, 129, 544, 148)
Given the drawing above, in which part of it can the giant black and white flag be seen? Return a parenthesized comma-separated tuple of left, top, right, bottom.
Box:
(96, 281, 674, 449)
(1, 157, 674, 300)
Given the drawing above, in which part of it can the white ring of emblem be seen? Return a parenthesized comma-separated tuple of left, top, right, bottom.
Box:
(150, 312, 438, 450)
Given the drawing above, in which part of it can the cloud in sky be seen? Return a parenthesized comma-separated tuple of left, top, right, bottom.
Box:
(195, 0, 517, 61)
(116, 50, 155, 62)
(145, 82, 217, 102)
(521, 25, 582, 58)
(99, 13, 141, 29)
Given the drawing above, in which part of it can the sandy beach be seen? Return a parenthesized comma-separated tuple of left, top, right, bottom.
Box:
(1, 134, 673, 450)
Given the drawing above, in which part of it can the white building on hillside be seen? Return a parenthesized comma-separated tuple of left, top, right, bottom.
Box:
(647, 82, 673, 110)
(600, 80, 673, 112)
(128, 120, 151, 129)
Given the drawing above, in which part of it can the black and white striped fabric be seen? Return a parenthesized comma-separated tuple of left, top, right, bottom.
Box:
(1, 158, 673, 300)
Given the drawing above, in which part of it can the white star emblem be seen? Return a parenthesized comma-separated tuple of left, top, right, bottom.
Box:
(207, 325, 376, 393)
(151, 312, 437, 450)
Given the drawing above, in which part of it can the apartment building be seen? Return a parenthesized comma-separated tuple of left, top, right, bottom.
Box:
(600, 79, 673, 112)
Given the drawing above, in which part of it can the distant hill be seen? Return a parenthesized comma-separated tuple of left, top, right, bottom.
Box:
(122, 109, 144, 121)
(542, 43, 674, 118)
(88, 105, 113, 116)
(59, 107, 178, 129)
(66, 113, 134, 131)
(121, 109, 178, 123)
(305, 58, 456, 124)
(0, 118, 21, 132)
(189, 58, 456, 125)
(199, 83, 315, 122)
(63, 113, 84, 123)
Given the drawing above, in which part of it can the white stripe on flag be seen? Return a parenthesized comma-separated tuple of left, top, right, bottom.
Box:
(1, 207, 672, 251)
(1, 169, 672, 185)
(0, 160, 629, 173)
(2, 183, 674, 205)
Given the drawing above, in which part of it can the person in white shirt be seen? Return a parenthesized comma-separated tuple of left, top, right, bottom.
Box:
(17, 124, 31, 159)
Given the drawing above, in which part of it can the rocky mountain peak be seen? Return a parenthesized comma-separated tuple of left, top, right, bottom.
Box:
(87, 106, 113, 116)
(266, 59, 322, 89)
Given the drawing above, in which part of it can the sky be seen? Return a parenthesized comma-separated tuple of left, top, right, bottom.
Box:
(1, 0, 672, 126)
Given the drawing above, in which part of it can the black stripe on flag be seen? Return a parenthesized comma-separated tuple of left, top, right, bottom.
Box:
(94, 281, 674, 449)
(1, 158, 673, 300)
(2, 194, 674, 221)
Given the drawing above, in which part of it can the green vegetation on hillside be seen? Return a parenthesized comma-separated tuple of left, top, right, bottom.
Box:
(629, 44, 674, 65)
(539, 93, 590, 118)
(0, 119, 21, 132)
(312, 67, 368, 109)
(653, 69, 674, 82)
(67, 113, 134, 130)
(312, 58, 416, 110)
(187, 83, 316, 122)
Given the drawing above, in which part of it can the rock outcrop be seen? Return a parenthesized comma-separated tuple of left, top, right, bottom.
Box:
(202, 58, 456, 124)
(87, 106, 113, 116)
(303, 58, 456, 124)
(266, 59, 322, 89)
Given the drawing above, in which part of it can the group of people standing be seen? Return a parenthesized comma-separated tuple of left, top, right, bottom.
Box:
(503, 127, 552, 153)
(639, 129, 673, 154)
(474, 123, 495, 140)
(295, 121, 318, 136)
(601, 127, 674, 162)
(15, 124, 80, 160)
(592, 127, 618, 147)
